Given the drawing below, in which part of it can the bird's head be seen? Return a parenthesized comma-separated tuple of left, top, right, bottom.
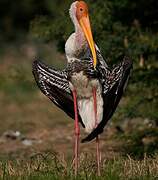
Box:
(69, 1, 97, 69)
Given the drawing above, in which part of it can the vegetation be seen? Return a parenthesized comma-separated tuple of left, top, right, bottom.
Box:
(0, 153, 158, 179)
(1, 0, 158, 65)
(29, 0, 158, 65)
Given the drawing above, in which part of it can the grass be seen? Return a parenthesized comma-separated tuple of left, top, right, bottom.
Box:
(117, 127, 158, 159)
(0, 153, 158, 179)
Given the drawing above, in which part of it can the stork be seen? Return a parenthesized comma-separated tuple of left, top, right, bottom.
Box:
(32, 1, 132, 176)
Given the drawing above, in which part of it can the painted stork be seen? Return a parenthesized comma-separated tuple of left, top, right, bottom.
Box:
(32, 1, 132, 176)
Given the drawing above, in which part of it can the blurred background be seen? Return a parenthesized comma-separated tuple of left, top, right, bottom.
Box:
(0, 0, 158, 160)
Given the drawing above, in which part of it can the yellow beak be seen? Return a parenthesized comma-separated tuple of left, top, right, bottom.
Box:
(79, 16, 97, 69)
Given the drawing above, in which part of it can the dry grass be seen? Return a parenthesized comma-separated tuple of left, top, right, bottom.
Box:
(122, 154, 158, 178)
(0, 152, 157, 179)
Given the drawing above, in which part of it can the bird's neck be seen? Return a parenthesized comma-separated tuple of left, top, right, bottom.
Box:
(65, 24, 88, 63)
(75, 26, 87, 49)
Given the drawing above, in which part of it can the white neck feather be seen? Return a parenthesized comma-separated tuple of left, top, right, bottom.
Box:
(69, 2, 80, 32)
(65, 2, 88, 63)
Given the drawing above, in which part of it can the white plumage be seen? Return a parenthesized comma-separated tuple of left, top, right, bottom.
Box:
(69, 71, 103, 133)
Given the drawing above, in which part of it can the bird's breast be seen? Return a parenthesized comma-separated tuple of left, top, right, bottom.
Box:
(69, 71, 103, 133)
(69, 71, 100, 99)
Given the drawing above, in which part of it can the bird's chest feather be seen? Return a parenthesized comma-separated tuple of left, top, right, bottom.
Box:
(69, 71, 103, 133)
(69, 71, 99, 99)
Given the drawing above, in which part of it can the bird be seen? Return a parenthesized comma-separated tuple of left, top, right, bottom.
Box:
(32, 0, 132, 176)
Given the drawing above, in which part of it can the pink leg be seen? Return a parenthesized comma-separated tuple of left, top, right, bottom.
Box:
(93, 88, 101, 176)
(72, 89, 80, 176)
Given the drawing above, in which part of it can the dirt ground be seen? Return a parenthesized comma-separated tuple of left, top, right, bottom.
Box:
(0, 114, 123, 160)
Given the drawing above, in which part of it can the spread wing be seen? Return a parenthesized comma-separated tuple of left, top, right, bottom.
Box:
(32, 60, 84, 127)
(82, 56, 133, 142)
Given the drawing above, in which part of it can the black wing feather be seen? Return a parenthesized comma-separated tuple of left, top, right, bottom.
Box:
(82, 56, 132, 142)
(32, 60, 84, 127)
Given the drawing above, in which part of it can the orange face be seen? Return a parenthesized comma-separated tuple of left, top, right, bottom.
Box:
(75, 1, 97, 69)
(76, 1, 88, 21)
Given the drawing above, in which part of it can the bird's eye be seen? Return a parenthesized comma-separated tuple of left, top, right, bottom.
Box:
(80, 8, 83, 11)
